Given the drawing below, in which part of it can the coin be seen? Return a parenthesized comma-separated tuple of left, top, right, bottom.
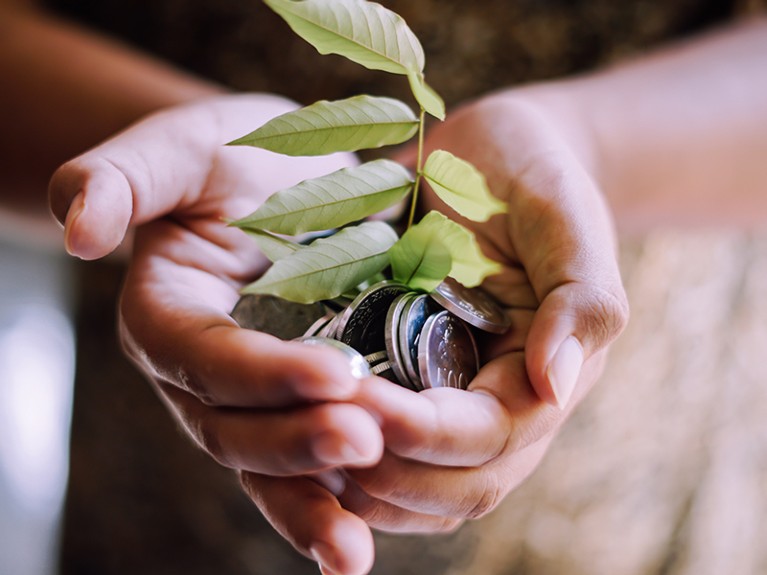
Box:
(430, 277, 510, 334)
(293, 336, 371, 379)
(316, 313, 342, 338)
(303, 311, 336, 338)
(336, 281, 408, 356)
(231, 294, 328, 340)
(370, 360, 394, 377)
(363, 350, 389, 365)
(398, 293, 442, 389)
(384, 293, 419, 390)
(418, 310, 479, 390)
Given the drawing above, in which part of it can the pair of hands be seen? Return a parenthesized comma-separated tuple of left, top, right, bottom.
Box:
(49, 92, 628, 575)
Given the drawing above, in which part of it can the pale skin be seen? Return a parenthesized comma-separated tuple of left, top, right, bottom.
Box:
(2, 1, 766, 574)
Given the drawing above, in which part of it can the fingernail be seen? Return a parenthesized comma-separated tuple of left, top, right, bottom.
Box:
(311, 470, 347, 496)
(311, 542, 341, 575)
(63, 192, 86, 257)
(312, 431, 372, 467)
(546, 336, 583, 409)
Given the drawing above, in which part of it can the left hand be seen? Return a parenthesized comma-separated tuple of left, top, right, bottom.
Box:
(49, 94, 383, 575)
(335, 90, 628, 531)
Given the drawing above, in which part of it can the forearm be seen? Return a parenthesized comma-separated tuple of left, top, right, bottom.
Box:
(514, 16, 767, 232)
(0, 3, 223, 215)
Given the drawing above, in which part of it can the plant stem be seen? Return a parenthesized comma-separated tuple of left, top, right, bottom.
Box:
(407, 107, 426, 229)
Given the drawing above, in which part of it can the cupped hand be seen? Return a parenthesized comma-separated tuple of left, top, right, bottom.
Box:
(49, 94, 382, 575)
(335, 91, 629, 531)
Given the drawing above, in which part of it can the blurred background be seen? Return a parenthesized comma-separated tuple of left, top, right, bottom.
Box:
(0, 231, 74, 575)
(2, 0, 766, 574)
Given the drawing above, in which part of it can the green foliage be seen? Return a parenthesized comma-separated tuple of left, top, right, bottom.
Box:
(390, 218, 452, 291)
(241, 221, 398, 303)
(231, 0, 508, 302)
(407, 70, 446, 121)
(241, 229, 300, 262)
(414, 211, 503, 287)
(263, 0, 424, 75)
(422, 150, 507, 222)
(232, 160, 413, 235)
(228, 96, 418, 156)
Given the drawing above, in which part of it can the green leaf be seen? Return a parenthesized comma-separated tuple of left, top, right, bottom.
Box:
(241, 228, 300, 262)
(412, 211, 502, 287)
(231, 160, 413, 235)
(263, 0, 424, 75)
(390, 220, 452, 292)
(241, 221, 398, 303)
(422, 150, 507, 221)
(228, 95, 418, 156)
(407, 70, 445, 121)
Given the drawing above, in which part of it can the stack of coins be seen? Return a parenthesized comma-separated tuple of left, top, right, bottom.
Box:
(231, 278, 510, 391)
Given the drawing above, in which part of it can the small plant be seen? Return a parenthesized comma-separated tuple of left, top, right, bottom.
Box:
(229, 0, 506, 304)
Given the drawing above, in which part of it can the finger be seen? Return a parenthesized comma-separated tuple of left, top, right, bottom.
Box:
(510, 156, 629, 409)
(48, 95, 355, 260)
(157, 382, 383, 474)
(241, 472, 375, 575)
(480, 307, 534, 360)
(354, 377, 511, 467)
(338, 476, 463, 534)
(120, 228, 364, 407)
(348, 435, 552, 519)
(49, 103, 219, 259)
(122, 306, 364, 406)
(356, 352, 567, 467)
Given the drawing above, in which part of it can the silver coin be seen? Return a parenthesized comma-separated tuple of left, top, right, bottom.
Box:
(303, 311, 337, 338)
(293, 336, 371, 379)
(231, 294, 328, 340)
(317, 313, 342, 339)
(363, 350, 389, 365)
(384, 293, 419, 390)
(370, 360, 394, 376)
(398, 294, 442, 389)
(336, 281, 408, 356)
(417, 311, 479, 390)
(430, 277, 510, 334)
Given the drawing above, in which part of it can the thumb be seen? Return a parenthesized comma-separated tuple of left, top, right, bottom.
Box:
(514, 166, 629, 410)
(526, 280, 629, 409)
(48, 104, 216, 260)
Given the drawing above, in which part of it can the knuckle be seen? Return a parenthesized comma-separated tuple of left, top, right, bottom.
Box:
(436, 518, 465, 534)
(176, 364, 218, 406)
(350, 498, 390, 527)
(582, 286, 630, 346)
(509, 406, 562, 452)
(464, 474, 505, 519)
(192, 412, 232, 469)
(238, 470, 255, 495)
(352, 468, 398, 502)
